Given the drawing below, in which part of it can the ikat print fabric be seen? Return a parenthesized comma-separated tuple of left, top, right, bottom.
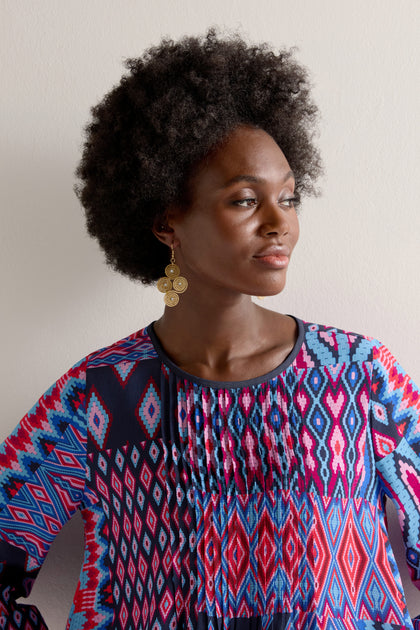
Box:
(0, 319, 420, 629)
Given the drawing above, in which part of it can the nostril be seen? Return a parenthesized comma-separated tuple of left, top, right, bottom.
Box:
(264, 224, 289, 237)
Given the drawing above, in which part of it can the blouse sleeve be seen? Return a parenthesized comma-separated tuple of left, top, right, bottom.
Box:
(370, 342, 420, 625)
(0, 358, 88, 629)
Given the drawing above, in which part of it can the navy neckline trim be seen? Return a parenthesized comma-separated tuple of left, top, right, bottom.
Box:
(146, 316, 304, 389)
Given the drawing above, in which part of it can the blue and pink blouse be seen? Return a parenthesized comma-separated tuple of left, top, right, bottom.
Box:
(0, 319, 419, 629)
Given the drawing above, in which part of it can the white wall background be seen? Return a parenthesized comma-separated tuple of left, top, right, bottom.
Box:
(1, 0, 419, 626)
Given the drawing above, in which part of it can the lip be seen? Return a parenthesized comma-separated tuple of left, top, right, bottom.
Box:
(253, 245, 290, 269)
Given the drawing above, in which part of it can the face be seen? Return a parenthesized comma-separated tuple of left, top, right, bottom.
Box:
(166, 125, 299, 298)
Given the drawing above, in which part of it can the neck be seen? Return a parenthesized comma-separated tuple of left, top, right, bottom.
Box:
(153, 286, 268, 366)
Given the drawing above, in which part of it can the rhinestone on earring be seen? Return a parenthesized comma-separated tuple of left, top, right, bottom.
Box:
(157, 245, 188, 307)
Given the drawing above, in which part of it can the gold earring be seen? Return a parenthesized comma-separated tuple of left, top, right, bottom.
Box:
(157, 245, 188, 307)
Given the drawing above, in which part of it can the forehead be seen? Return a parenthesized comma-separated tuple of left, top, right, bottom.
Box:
(191, 126, 291, 189)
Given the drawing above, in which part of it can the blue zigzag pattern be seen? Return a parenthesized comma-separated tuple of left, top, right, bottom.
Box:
(0, 424, 87, 568)
(87, 329, 157, 368)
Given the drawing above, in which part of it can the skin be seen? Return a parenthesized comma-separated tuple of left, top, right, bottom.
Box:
(152, 125, 300, 382)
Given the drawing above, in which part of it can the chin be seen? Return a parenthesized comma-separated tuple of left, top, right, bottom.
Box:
(248, 284, 287, 298)
(254, 279, 288, 297)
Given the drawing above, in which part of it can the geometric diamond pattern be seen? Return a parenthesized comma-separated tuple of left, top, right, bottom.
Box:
(136, 378, 161, 439)
(88, 439, 176, 629)
(1, 322, 420, 630)
(86, 388, 111, 450)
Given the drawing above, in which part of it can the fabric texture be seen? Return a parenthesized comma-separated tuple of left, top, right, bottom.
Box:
(0, 318, 419, 629)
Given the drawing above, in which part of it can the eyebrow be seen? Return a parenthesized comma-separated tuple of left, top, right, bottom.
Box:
(222, 170, 295, 188)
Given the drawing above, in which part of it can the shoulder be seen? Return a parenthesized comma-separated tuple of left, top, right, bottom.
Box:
(297, 319, 382, 367)
(84, 325, 157, 369)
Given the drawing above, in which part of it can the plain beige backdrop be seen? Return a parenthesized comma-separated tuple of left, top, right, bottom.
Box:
(1, 0, 419, 626)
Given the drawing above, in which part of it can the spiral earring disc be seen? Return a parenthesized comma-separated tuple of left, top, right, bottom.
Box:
(165, 263, 180, 278)
(172, 276, 188, 293)
(164, 291, 179, 307)
(157, 277, 172, 293)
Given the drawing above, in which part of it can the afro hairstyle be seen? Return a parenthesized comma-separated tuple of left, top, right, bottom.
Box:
(75, 29, 322, 284)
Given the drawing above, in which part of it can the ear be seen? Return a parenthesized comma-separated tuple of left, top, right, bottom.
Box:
(152, 206, 182, 247)
(152, 215, 175, 247)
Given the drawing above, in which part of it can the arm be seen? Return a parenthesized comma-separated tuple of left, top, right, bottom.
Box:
(0, 359, 88, 629)
(371, 343, 420, 626)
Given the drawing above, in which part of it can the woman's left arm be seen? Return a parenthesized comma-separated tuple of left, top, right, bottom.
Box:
(371, 342, 420, 624)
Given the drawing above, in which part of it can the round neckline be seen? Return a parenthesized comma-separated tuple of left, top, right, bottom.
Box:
(146, 316, 304, 389)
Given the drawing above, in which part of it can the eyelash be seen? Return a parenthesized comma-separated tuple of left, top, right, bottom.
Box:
(233, 197, 297, 208)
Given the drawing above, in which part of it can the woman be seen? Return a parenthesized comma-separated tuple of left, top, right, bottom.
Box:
(0, 30, 419, 630)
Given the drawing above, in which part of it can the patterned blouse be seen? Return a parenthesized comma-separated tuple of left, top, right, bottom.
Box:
(0, 318, 419, 630)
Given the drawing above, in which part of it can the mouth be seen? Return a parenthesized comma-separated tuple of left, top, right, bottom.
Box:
(253, 246, 290, 269)
(253, 254, 289, 268)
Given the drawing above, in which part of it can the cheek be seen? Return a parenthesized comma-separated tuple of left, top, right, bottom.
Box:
(176, 221, 222, 268)
(180, 216, 241, 249)
(291, 214, 300, 244)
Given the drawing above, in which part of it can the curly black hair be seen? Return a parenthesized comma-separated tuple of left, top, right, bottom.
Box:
(75, 29, 322, 284)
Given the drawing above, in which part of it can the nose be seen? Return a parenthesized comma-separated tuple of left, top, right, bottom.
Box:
(259, 200, 291, 237)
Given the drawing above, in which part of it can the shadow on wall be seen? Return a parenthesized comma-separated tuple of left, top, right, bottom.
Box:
(27, 511, 84, 627)
(386, 500, 420, 616)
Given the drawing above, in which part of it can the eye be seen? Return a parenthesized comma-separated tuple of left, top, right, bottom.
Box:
(233, 197, 258, 208)
(280, 197, 297, 208)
